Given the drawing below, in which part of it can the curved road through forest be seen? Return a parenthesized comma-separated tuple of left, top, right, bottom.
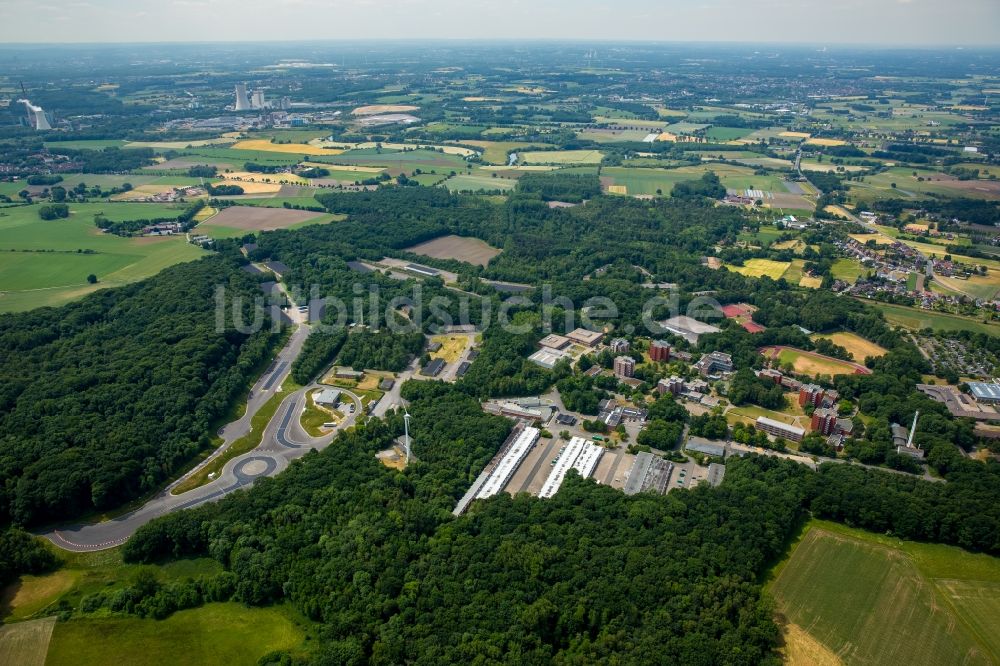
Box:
(42, 323, 362, 552)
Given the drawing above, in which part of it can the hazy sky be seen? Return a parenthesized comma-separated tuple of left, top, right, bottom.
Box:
(3, 0, 999, 45)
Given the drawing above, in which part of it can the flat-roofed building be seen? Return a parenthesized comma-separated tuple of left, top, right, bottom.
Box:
(539, 437, 603, 498)
(476, 426, 540, 499)
(613, 355, 635, 378)
(539, 333, 571, 350)
(649, 340, 671, 362)
(799, 383, 824, 407)
(755, 416, 805, 442)
(695, 351, 733, 377)
(623, 452, 673, 495)
(969, 381, 1000, 404)
(421, 358, 446, 377)
(685, 436, 727, 458)
(566, 328, 604, 347)
(529, 348, 571, 369)
(812, 408, 839, 435)
(657, 315, 721, 345)
(609, 337, 630, 354)
(707, 463, 726, 487)
(657, 376, 685, 396)
(314, 388, 341, 405)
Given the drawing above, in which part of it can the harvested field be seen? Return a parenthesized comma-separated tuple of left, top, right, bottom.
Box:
(761, 345, 872, 377)
(606, 184, 628, 195)
(799, 275, 823, 289)
(728, 259, 791, 280)
(779, 131, 811, 139)
(406, 234, 501, 267)
(811, 331, 888, 362)
(519, 150, 604, 165)
(352, 104, 419, 115)
(231, 140, 345, 156)
(0, 616, 56, 666)
(778, 623, 843, 666)
(804, 138, 848, 147)
(199, 206, 329, 232)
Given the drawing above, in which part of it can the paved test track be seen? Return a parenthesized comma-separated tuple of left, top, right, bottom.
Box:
(42, 324, 363, 552)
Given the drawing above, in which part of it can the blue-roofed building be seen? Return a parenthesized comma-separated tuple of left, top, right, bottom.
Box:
(968, 381, 1000, 404)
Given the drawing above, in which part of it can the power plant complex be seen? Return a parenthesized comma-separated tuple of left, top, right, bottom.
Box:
(233, 83, 289, 111)
(17, 99, 52, 130)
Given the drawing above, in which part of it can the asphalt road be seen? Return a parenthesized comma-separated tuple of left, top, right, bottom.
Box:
(42, 323, 362, 552)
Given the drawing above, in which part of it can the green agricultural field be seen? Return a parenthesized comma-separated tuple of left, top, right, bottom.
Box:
(703, 126, 753, 141)
(443, 174, 516, 192)
(43, 139, 127, 150)
(313, 148, 470, 172)
(866, 301, 1000, 336)
(456, 140, 553, 165)
(519, 150, 605, 165)
(175, 147, 301, 167)
(768, 520, 1000, 666)
(45, 603, 306, 666)
(0, 203, 207, 312)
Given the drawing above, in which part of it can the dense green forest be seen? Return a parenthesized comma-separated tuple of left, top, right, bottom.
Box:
(0, 257, 280, 525)
(119, 377, 1000, 662)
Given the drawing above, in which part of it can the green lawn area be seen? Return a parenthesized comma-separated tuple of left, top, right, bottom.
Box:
(2, 546, 222, 624)
(46, 603, 306, 666)
(831, 257, 866, 284)
(738, 225, 785, 245)
(768, 520, 1000, 666)
(0, 203, 207, 312)
(443, 174, 515, 192)
(865, 301, 1000, 336)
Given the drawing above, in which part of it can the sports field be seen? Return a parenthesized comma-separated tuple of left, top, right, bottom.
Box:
(728, 259, 792, 280)
(769, 521, 1000, 666)
(518, 150, 604, 165)
(866, 301, 1000, 336)
(45, 603, 305, 666)
(762, 346, 872, 377)
(0, 203, 206, 312)
(406, 234, 501, 267)
(811, 331, 887, 362)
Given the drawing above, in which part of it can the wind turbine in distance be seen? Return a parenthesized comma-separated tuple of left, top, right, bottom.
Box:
(403, 407, 412, 465)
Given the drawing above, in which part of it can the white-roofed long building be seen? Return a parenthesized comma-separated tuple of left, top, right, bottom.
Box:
(539, 437, 604, 499)
(476, 426, 540, 500)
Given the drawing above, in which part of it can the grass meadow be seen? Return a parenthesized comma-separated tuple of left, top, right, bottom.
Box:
(0, 203, 206, 312)
(768, 520, 1000, 666)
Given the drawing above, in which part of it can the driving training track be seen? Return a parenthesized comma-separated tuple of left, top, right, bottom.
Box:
(42, 324, 362, 552)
